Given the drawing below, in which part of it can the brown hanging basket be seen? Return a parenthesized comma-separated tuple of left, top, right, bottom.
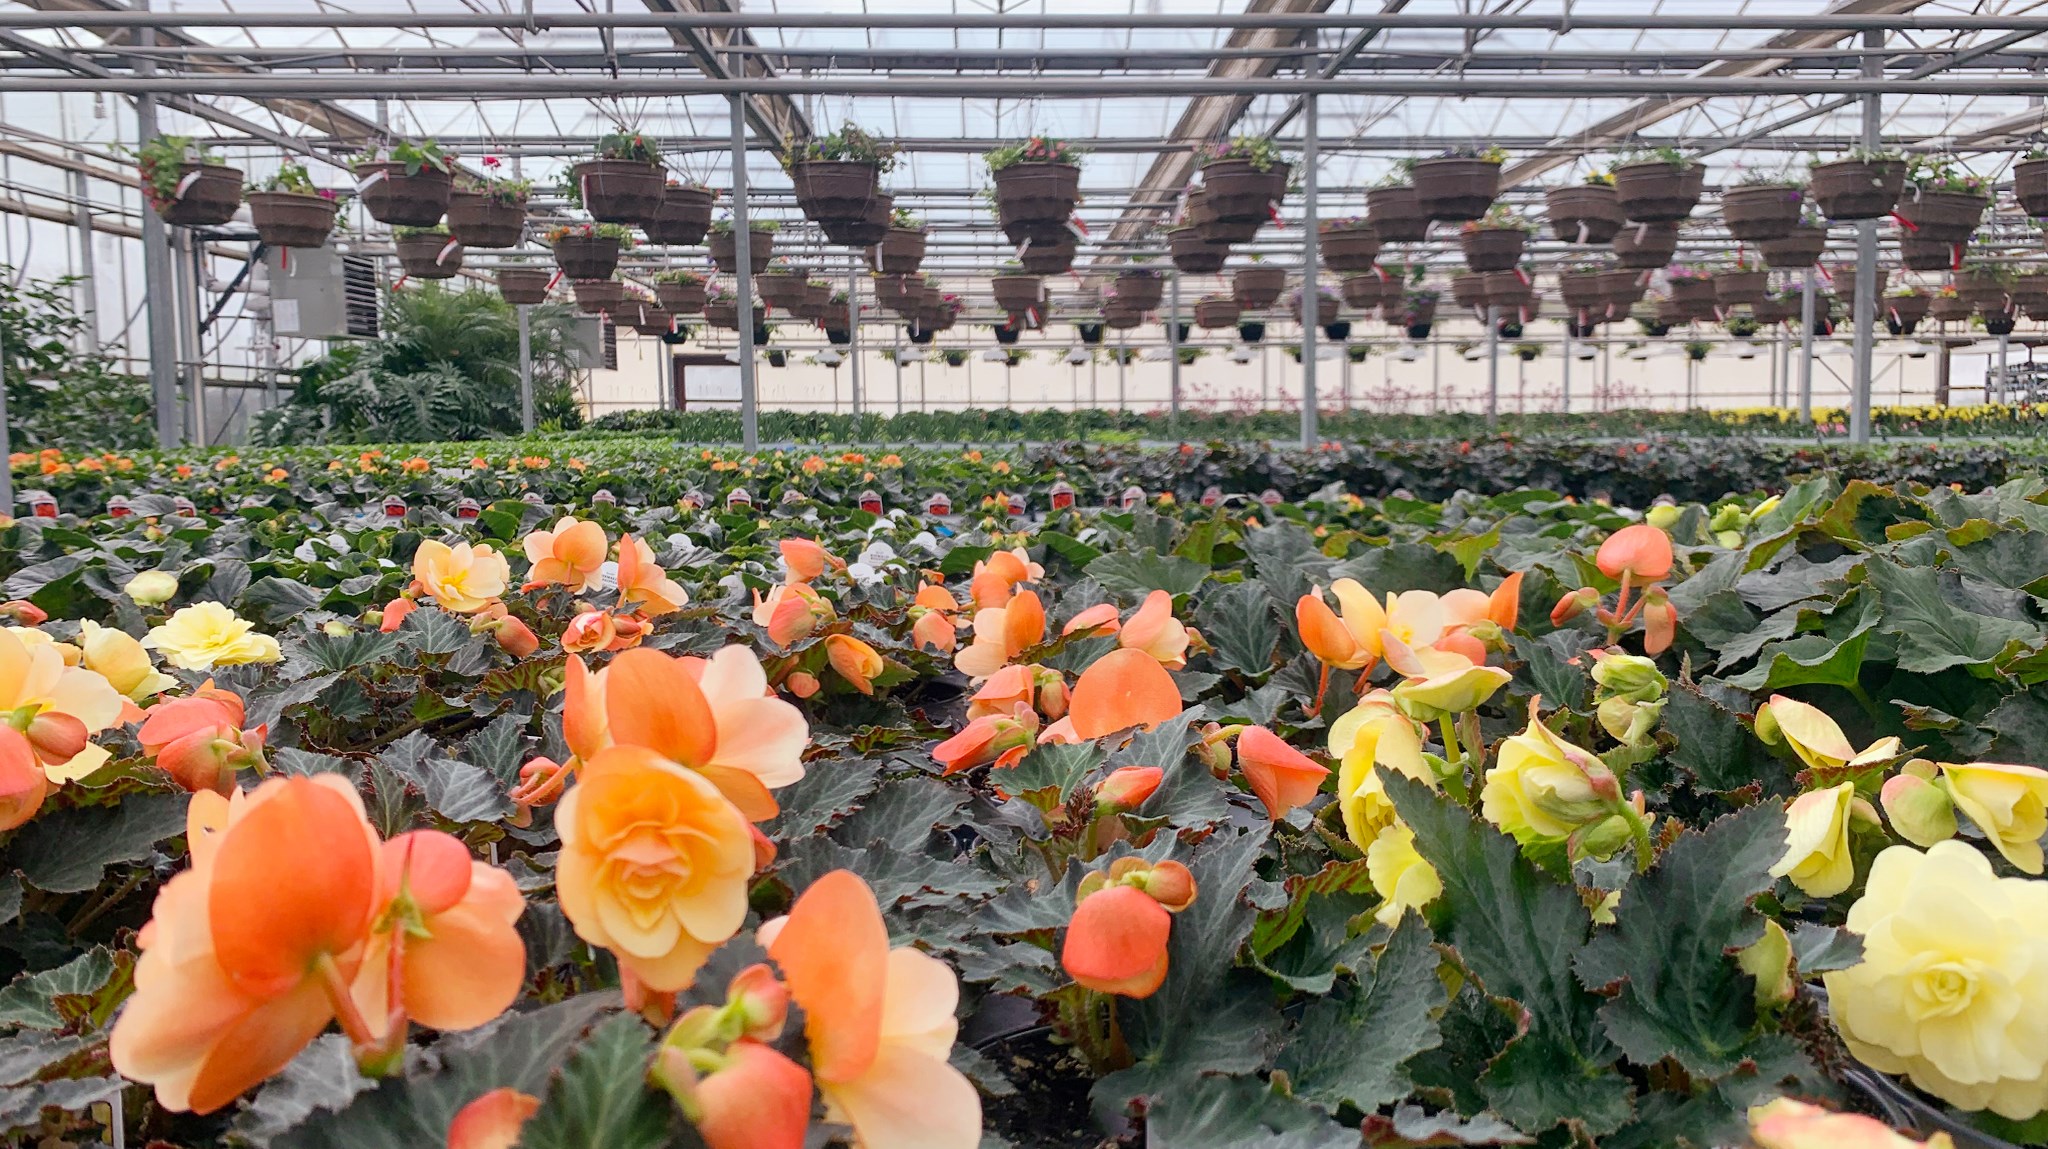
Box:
(1450, 272, 1489, 312)
(1232, 266, 1286, 310)
(1809, 158, 1906, 221)
(354, 161, 453, 227)
(1712, 269, 1769, 305)
(1612, 160, 1706, 223)
(1194, 296, 1242, 328)
(1929, 294, 1973, 323)
(869, 227, 928, 275)
(1558, 271, 1607, 312)
(1113, 272, 1164, 311)
(992, 161, 1083, 245)
(1200, 158, 1289, 224)
(709, 228, 775, 274)
(821, 193, 893, 247)
(1168, 227, 1226, 274)
(1019, 236, 1077, 275)
(1103, 305, 1145, 330)
(1610, 221, 1680, 268)
(755, 271, 811, 308)
(641, 185, 715, 246)
(1884, 292, 1931, 327)
(444, 191, 527, 249)
(655, 279, 708, 313)
(871, 274, 922, 312)
(1599, 268, 1649, 310)
(394, 233, 464, 279)
(1719, 184, 1805, 242)
(2016, 157, 2048, 218)
(1757, 224, 1828, 269)
(551, 235, 622, 281)
(574, 279, 627, 314)
(1290, 292, 1340, 326)
(1319, 227, 1381, 272)
(1899, 239, 1960, 272)
(496, 267, 552, 306)
(1482, 270, 1534, 310)
(157, 163, 245, 226)
(1952, 267, 2007, 308)
(1834, 265, 1891, 303)
(990, 274, 1044, 314)
(630, 307, 675, 337)
(571, 159, 665, 225)
(1341, 273, 1398, 310)
(1894, 190, 1986, 246)
(1667, 276, 1716, 312)
(704, 300, 740, 329)
(1459, 226, 1526, 273)
(246, 191, 338, 249)
(1411, 157, 1501, 222)
(1544, 184, 1625, 245)
(1365, 186, 1430, 243)
(790, 159, 882, 224)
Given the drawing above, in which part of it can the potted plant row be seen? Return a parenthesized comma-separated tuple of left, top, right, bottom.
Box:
(138, 136, 243, 226)
(571, 131, 665, 225)
(986, 136, 1084, 246)
(353, 138, 454, 227)
(246, 162, 339, 248)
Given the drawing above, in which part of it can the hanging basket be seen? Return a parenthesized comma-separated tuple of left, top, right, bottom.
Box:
(990, 274, 1044, 315)
(1900, 239, 1960, 272)
(354, 161, 452, 227)
(1482, 270, 1534, 312)
(573, 279, 627, 314)
(1712, 269, 1769, 305)
(394, 233, 464, 280)
(1168, 227, 1226, 274)
(1200, 158, 1289, 223)
(1558, 270, 1607, 313)
(1340, 273, 1393, 310)
(1758, 224, 1829, 269)
(1290, 292, 1340, 326)
(497, 267, 553, 306)
(869, 226, 928, 275)
(1835, 265, 1892, 304)
(704, 300, 741, 329)
(655, 279, 707, 313)
(246, 191, 338, 249)
(992, 161, 1082, 244)
(1894, 190, 1987, 246)
(1112, 272, 1164, 311)
(1411, 157, 1501, 222)
(1928, 294, 1973, 323)
(1884, 292, 1931, 329)
(1074, 322, 1104, 345)
(571, 159, 665, 225)
(156, 163, 245, 226)
(1810, 157, 1906, 221)
(1365, 185, 1429, 243)
(1719, 183, 1805, 242)
(1610, 221, 1680, 268)
(871, 273, 921, 312)
(1459, 226, 1527, 272)
(1232, 266, 1286, 310)
(755, 271, 811, 308)
(551, 234, 622, 281)
(641, 184, 715, 246)
(1019, 236, 1078, 275)
(1667, 276, 1716, 315)
(1612, 160, 1706, 222)
(2015, 157, 2048, 217)
(821, 193, 893, 247)
(1599, 268, 1648, 311)
(790, 159, 882, 224)
(1544, 184, 1625, 245)
(1319, 227, 1381, 272)
(1104, 306, 1145, 330)
(629, 307, 675, 337)
(709, 227, 776, 275)
(1389, 296, 1437, 329)
(1194, 296, 1241, 328)
(1952, 267, 2007, 308)
(444, 190, 526, 249)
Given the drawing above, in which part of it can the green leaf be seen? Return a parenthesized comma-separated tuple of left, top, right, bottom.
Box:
(1510, 630, 1592, 713)
(236, 1037, 375, 1146)
(1037, 530, 1104, 569)
(1575, 804, 1791, 1079)
(521, 1014, 682, 1149)
(462, 713, 532, 786)
(242, 575, 326, 622)
(1142, 1074, 1354, 1149)
(1436, 524, 1502, 581)
(1720, 588, 1880, 693)
(1788, 923, 1864, 975)
(1084, 547, 1208, 600)
(381, 731, 514, 824)
(0, 949, 115, 1029)
(1278, 916, 1446, 1113)
(1000, 740, 1105, 808)
(831, 777, 970, 850)
(1382, 772, 1630, 1137)
(7, 792, 186, 894)
(1245, 521, 1333, 610)
(0, 1076, 124, 1131)
(0, 1032, 89, 1087)
(1332, 541, 1465, 596)
(1864, 557, 2042, 674)
(1358, 1105, 1534, 1147)
(1662, 682, 1779, 794)
(1197, 578, 1281, 679)
(765, 757, 882, 838)
(778, 837, 1002, 911)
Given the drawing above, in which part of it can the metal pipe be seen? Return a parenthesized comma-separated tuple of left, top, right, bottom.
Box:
(0, 308, 12, 514)
(1799, 267, 1816, 422)
(518, 303, 533, 433)
(1485, 304, 1500, 429)
(133, 8, 180, 449)
(847, 266, 862, 420)
(1849, 27, 1881, 445)
(731, 93, 757, 451)
(1561, 322, 1571, 413)
(893, 327, 904, 415)
(1167, 268, 1181, 431)
(1300, 90, 1319, 449)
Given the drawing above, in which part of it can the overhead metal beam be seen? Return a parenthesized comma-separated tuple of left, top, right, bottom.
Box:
(637, 0, 809, 150)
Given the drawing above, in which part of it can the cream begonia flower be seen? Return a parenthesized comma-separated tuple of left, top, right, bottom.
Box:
(142, 602, 282, 672)
(1937, 762, 2048, 875)
(1825, 841, 2048, 1120)
(1757, 694, 1901, 773)
(77, 620, 177, 703)
(1383, 633, 1511, 722)
(1327, 691, 1429, 853)
(1481, 700, 1620, 844)
(1365, 822, 1441, 928)
(1769, 781, 1864, 898)
(411, 541, 511, 615)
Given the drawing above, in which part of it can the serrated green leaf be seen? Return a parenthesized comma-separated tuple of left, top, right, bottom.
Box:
(462, 713, 532, 786)
(0, 1076, 124, 1131)
(521, 1014, 681, 1149)
(235, 1036, 375, 1146)
(242, 575, 326, 623)
(1000, 740, 1105, 808)
(1245, 522, 1334, 610)
(1864, 556, 2043, 674)
(832, 777, 970, 849)
(1358, 1105, 1534, 1147)
(1510, 631, 1591, 713)
(765, 757, 882, 838)
(778, 837, 1002, 910)
(1084, 547, 1208, 600)
(381, 731, 514, 824)
(1142, 1073, 1354, 1149)
(1788, 922, 1864, 975)
(1196, 578, 1280, 679)
(0, 950, 114, 1030)
(1278, 916, 1445, 1113)
(7, 793, 186, 894)
(1662, 682, 1781, 794)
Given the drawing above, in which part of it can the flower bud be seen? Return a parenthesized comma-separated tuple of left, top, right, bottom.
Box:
(1715, 530, 1745, 549)
(1198, 722, 1235, 778)
(1094, 765, 1163, 812)
(1709, 503, 1748, 534)
(20, 709, 86, 765)
(320, 620, 352, 638)
(785, 671, 820, 699)
(0, 601, 46, 626)
(123, 570, 179, 607)
(1135, 860, 1196, 912)
(1645, 502, 1683, 530)
(1641, 586, 1677, 654)
(1735, 918, 1795, 1007)
(1571, 812, 1637, 862)
(725, 964, 789, 1042)
(1551, 586, 1599, 626)
(492, 615, 539, 658)
(377, 598, 417, 633)
(1591, 650, 1667, 702)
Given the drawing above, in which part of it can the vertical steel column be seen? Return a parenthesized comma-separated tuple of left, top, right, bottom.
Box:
(1300, 92, 1320, 447)
(173, 232, 204, 443)
(134, 5, 181, 448)
(1849, 27, 1882, 444)
(0, 312, 12, 515)
(1561, 324, 1572, 412)
(1340, 343, 1351, 411)
(1484, 304, 1500, 428)
(847, 267, 863, 421)
(1430, 337, 1441, 412)
(1117, 332, 1127, 410)
(1167, 269, 1181, 431)
(1259, 341, 1269, 407)
(1799, 268, 1816, 421)
(1998, 331, 2010, 402)
(1089, 350, 1098, 407)
(730, 95, 758, 450)
(893, 327, 904, 415)
(517, 304, 534, 432)
(1601, 338, 1611, 410)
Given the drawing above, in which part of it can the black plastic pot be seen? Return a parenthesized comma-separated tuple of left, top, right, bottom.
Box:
(1406, 321, 1433, 339)
(1324, 320, 1351, 340)
(1074, 322, 1104, 346)
(1238, 321, 1266, 343)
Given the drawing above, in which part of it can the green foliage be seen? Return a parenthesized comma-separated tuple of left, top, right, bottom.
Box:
(0, 269, 153, 451)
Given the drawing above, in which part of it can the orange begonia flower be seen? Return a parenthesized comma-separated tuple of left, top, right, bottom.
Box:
(752, 582, 834, 647)
(412, 541, 511, 614)
(0, 728, 47, 830)
(1067, 648, 1184, 742)
(954, 589, 1046, 679)
(109, 776, 381, 1114)
(684, 1039, 815, 1149)
(1236, 725, 1331, 820)
(617, 534, 690, 616)
(763, 870, 981, 1149)
(1062, 883, 1171, 997)
(1119, 590, 1191, 670)
(351, 830, 525, 1039)
(780, 538, 843, 584)
(137, 688, 266, 796)
(825, 635, 885, 695)
(377, 598, 417, 633)
(912, 610, 957, 654)
(934, 707, 1038, 774)
(1596, 523, 1674, 583)
(447, 1088, 541, 1149)
(680, 646, 811, 819)
(1094, 766, 1163, 811)
(0, 626, 125, 783)
(1061, 602, 1122, 639)
(522, 516, 609, 592)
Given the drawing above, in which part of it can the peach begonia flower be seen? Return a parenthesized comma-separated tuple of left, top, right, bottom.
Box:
(0, 625, 124, 783)
(1119, 590, 1191, 670)
(1595, 523, 1674, 583)
(954, 589, 1046, 679)
(377, 598, 417, 633)
(651, 966, 810, 1149)
(109, 776, 382, 1114)
(0, 727, 48, 831)
(411, 540, 511, 614)
(1095, 765, 1163, 811)
(1756, 694, 1902, 774)
(763, 870, 981, 1149)
(910, 584, 964, 654)
(522, 516, 609, 592)
(1064, 648, 1184, 742)
(562, 609, 649, 654)
(448, 1088, 542, 1149)
(1747, 1097, 1954, 1149)
(752, 582, 835, 647)
(352, 830, 526, 1040)
(968, 547, 1043, 608)
(1294, 579, 1386, 672)
(1236, 725, 1331, 820)
(617, 534, 690, 616)
(1061, 859, 1196, 998)
(966, 663, 1067, 722)
(137, 685, 266, 796)
(935, 706, 1038, 774)
(1061, 602, 1122, 639)
(825, 635, 885, 695)
(780, 538, 843, 584)
(1383, 634, 1512, 722)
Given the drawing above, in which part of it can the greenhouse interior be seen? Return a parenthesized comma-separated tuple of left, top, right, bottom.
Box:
(7, 4, 2048, 1149)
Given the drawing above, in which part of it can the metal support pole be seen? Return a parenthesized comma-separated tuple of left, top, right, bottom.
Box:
(1167, 269, 1181, 431)
(174, 231, 205, 444)
(1431, 337, 1441, 413)
(0, 313, 12, 515)
(1089, 350, 1098, 407)
(1484, 304, 1500, 428)
(1999, 331, 2010, 403)
(1601, 337, 1611, 410)
(1799, 267, 1816, 421)
(517, 304, 534, 433)
(1117, 332, 1127, 410)
(1340, 343, 1351, 412)
(730, 94, 758, 450)
(1849, 27, 1882, 444)
(846, 267, 863, 421)
(67, 170, 98, 353)
(135, 6, 180, 449)
(1300, 91, 1320, 447)
(893, 327, 904, 415)
(1561, 324, 1572, 412)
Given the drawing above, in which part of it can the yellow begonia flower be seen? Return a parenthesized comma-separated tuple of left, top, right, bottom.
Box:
(6, 627, 80, 666)
(1938, 762, 2048, 875)
(77, 620, 177, 703)
(1327, 691, 1429, 852)
(1770, 781, 1864, 898)
(123, 570, 179, 606)
(1365, 822, 1441, 928)
(142, 602, 282, 672)
(411, 540, 511, 614)
(1826, 841, 2048, 1121)
(1480, 700, 1621, 843)
(1383, 634, 1511, 722)
(1757, 694, 1901, 773)
(0, 627, 123, 783)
